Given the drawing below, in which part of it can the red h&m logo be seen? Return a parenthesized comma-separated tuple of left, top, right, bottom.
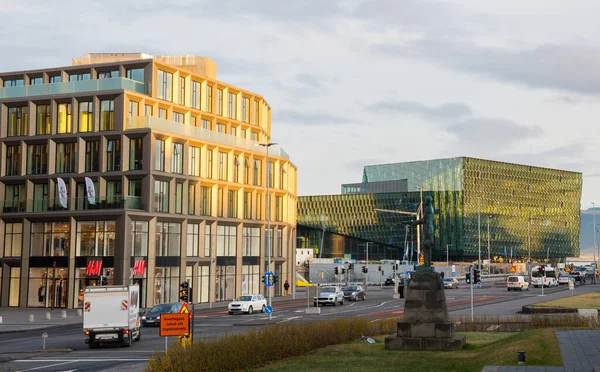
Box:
(86, 260, 102, 276)
(133, 260, 146, 276)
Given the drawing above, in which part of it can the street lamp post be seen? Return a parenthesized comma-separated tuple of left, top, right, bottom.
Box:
(593, 203, 597, 284)
(478, 191, 481, 271)
(256, 142, 277, 320)
(487, 215, 492, 275)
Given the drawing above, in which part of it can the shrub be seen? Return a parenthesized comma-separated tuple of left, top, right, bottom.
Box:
(146, 317, 399, 372)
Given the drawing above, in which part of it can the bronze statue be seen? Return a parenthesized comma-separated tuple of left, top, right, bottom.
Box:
(412, 195, 434, 267)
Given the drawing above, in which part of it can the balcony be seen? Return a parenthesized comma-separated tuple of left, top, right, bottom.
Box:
(127, 116, 291, 160)
(0, 78, 146, 99)
(0, 196, 145, 213)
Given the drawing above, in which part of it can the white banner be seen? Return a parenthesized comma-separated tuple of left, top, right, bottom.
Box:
(84, 177, 96, 205)
(57, 178, 68, 209)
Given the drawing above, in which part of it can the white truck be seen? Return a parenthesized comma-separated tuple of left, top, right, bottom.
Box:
(83, 285, 141, 348)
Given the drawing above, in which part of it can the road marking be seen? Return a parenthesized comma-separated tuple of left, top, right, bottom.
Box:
(276, 316, 301, 324)
(16, 359, 149, 362)
(16, 361, 76, 371)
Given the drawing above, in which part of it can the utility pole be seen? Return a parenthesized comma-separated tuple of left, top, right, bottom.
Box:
(478, 188, 481, 271)
(487, 215, 492, 275)
(417, 186, 424, 259)
(593, 203, 597, 284)
(446, 244, 450, 267)
(470, 265, 474, 321)
(319, 214, 325, 259)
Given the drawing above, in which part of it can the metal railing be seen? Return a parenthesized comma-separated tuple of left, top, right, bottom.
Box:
(0, 78, 146, 99)
(0, 196, 144, 213)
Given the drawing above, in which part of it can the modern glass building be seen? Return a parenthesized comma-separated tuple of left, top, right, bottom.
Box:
(0, 53, 297, 308)
(298, 157, 582, 263)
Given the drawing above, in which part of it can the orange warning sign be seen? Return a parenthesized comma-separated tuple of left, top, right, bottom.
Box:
(510, 266, 516, 273)
(159, 313, 189, 337)
(179, 302, 190, 314)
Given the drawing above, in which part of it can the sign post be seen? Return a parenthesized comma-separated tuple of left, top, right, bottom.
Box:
(160, 313, 190, 352)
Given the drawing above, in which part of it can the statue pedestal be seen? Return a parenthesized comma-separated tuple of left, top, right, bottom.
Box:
(385, 270, 465, 351)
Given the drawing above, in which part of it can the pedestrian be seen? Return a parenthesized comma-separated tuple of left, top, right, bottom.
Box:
(440, 271, 445, 279)
(284, 280, 290, 296)
(398, 276, 405, 299)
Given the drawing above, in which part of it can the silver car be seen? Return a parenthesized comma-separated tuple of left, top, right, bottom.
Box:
(313, 286, 344, 306)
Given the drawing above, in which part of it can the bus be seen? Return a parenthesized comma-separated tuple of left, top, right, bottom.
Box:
(530, 265, 558, 288)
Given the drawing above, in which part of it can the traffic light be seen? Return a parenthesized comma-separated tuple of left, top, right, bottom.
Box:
(101, 276, 108, 286)
(394, 263, 399, 271)
(334, 267, 339, 275)
(349, 263, 354, 270)
(362, 266, 367, 273)
(473, 269, 481, 284)
(537, 265, 545, 275)
(273, 275, 279, 284)
(341, 268, 346, 274)
(261, 276, 265, 284)
(179, 281, 189, 302)
(465, 271, 471, 284)
(378, 266, 382, 271)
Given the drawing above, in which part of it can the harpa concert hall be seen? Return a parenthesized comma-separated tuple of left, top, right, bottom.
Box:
(297, 157, 582, 264)
(0, 53, 297, 309)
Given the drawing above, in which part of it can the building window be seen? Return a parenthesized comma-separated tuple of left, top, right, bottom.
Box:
(172, 143, 183, 174)
(129, 138, 143, 170)
(129, 100, 139, 117)
(36, 104, 51, 135)
(204, 224, 212, 257)
(100, 100, 115, 131)
(202, 119, 211, 130)
(98, 70, 119, 79)
(106, 139, 121, 171)
(244, 157, 250, 184)
(145, 104, 153, 116)
(106, 180, 122, 205)
(57, 103, 72, 134)
(126, 68, 144, 82)
(131, 221, 149, 256)
(55, 142, 76, 173)
(228, 92, 236, 119)
(155, 139, 165, 171)
(154, 180, 169, 213)
(230, 126, 237, 136)
(188, 184, 196, 215)
(156, 222, 181, 256)
(254, 100, 260, 125)
(244, 192, 252, 219)
(32, 182, 48, 212)
(4, 223, 23, 257)
(5, 144, 21, 176)
(172, 112, 184, 123)
(8, 267, 20, 307)
(78, 102, 93, 132)
(175, 182, 183, 214)
(206, 85, 213, 113)
(218, 152, 228, 180)
(217, 188, 224, 217)
(27, 143, 48, 175)
(84, 140, 99, 172)
(4, 184, 25, 212)
(7, 106, 29, 137)
(275, 196, 283, 222)
(189, 146, 200, 176)
(217, 123, 225, 133)
(253, 159, 261, 186)
(201, 186, 212, 216)
(251, 131, 258, 141)
(242, 227, 260, 256)
(233, 156, 240, 183)
(187, 223, 200, 257)
(241, 129, 246, 139)
(179, 76, 185, 105)
(30, 77, 43, 85)
(157, 70, 173, 101)
(280, 166, 286, 189)
(69, 72, 90, 81)
(242, 97, 249, 123)
(267, 161, 274, 188)
(277, 229, 283, 257)
(216, 225, 237, 256)
(76, 220, 116, 256)
(228, 190, 238, 218)
(158, 108, 167, 119)
(256, 194, 262, 220)
(4, 78, 24, 87)
(206, 150, 213, 178)
(30, 222, 70, 257)
(217, 88, 223, 115)
(49, 75, 62, 83)
(191, 81, 200, 109)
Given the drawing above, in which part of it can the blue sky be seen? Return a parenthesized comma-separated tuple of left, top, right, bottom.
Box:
(1, 0, 599, 209)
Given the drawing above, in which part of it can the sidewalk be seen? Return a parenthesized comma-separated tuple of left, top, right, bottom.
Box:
(0, 307, 82, 333)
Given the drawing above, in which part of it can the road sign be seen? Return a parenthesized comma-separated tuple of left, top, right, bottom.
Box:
(565, 266, 571, 273)
(264, 305, 273, 314)
(179, 302, 190, 314)
(264, 272, 274, 287)
(569, 279, 575, 291)
(159, 313, 189, 337)
(510, 266, 516, 273)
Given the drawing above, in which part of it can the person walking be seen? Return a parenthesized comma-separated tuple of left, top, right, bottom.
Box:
(284, 280, 290, 296)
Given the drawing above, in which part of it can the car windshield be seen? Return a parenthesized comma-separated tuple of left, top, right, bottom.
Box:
(148, 303, 178, 314)
(443, 278, 453, 283)
(237, 295, 253, 302)
(320, 287, 336, 293)
(508, 277, 519, 282)
(344, 286, 358, 291)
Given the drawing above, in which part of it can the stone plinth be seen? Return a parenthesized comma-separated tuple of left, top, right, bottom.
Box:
(385, 269, 466, 351)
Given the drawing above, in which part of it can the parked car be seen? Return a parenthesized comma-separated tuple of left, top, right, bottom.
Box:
(314, 286, 344, 306)
(558, 272, 571, 285)
(228, 294, 267, 315)
(385, 275, 396, 286)
(142, 303, 182, 327)
(571, 271, 586, 284)
(342, 285, 366, 301)
(443, 278, 459, 289)
(506, 275, 529, 291)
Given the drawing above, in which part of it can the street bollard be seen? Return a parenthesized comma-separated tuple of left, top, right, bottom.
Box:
(77, 309, 83, 316)
(41, 332, 48, 350)
(45, 312, 51, 320)
(517, 351, 526, 364)
(28, 314, 35, 322)
(0, 316, 3, 324)
(61, 310, 67, 318)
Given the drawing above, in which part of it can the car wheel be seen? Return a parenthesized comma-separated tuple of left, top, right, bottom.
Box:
(363, 294, 366, 301)
(313, 303, 317, 307)
(121, 333, 132, 347)
(229, 311, 233, 315)
(262, 305, 266, 313)
(340, 298, 344, 305)
(507, 288, 511, 292)
(333, 300, 337, 306)
(134, 329, 141, 341)
(248, 306, 253, 315)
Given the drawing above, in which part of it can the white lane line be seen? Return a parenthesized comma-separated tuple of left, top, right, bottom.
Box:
(16, 359, 149, 362)
(276, 316, 301, 324)
(17, 360, 76, 372)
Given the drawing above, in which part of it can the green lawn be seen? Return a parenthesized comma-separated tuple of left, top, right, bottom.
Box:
(255, 329, 563, 372)
(533, 290, 600, 309)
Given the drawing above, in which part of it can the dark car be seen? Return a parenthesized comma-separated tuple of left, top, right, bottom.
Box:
(385, 275, 396, 286)
(342, 285, 366, 301)
(142, 303, 182, 327)
(571, 271, 586, 285)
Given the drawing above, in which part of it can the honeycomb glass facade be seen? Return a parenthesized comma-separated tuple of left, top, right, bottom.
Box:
(298, 157, 582, 263)
(0, 53, 297, 308)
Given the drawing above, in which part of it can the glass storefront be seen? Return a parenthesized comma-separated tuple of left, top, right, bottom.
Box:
(241, 265, 259, 295)
(154, 267, 179, 305)
(28, 267, 68, 308)
(215, 265, 235, 301)
(76, 221, 116, 256)
(9, 267, 20, 307)
(30, 222, 70, 257)
(73, 267, 114, 308)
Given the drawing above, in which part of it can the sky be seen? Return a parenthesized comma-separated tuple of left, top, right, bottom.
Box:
(1, 0, 599, 209)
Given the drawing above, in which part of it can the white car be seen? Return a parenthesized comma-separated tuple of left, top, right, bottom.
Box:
(228, 294, 267, 315)
(314, 286, 344, 306)
(443, 278, 459, 289)
(506, 275, 529, 291)
(558, 272, 571, 285)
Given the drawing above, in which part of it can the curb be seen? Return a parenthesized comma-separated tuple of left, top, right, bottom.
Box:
(521, 305, 578, 314)
(0, 348, 73, 362)
(0, 322, 81, 335)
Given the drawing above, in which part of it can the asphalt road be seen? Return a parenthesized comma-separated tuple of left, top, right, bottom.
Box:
(1, 281, 596, 372)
